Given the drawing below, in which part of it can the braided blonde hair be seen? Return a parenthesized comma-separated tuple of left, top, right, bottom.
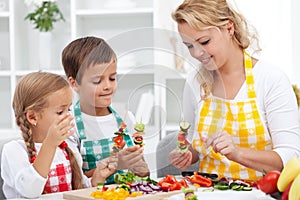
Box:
(172, 0, 261, 99)
(12, 72, 83, 190)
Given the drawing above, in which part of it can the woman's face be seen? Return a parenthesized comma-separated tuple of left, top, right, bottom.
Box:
(178, 22, 233, 71)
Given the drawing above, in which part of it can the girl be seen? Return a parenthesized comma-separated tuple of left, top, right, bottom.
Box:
(169, 0, 300, 181)
(1, 72, 117, 199)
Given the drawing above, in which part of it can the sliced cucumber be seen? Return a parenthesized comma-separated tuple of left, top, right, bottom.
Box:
(242, 186, 252, 191)
(231, 185, 241, 190)
(202, 188, 214, 192)
(214, 184, 229, 190)
(237, 186, 244, 191)
(134, 123, 145, 132)
(229, 182, 238, 188)
(180, 121, 191, 130)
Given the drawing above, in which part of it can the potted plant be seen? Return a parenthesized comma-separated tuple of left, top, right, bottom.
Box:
(24, 0, 65, 69)
(24, 0, 64, 32)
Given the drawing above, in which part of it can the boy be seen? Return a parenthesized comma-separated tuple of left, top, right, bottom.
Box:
(61, 36, 149, 183)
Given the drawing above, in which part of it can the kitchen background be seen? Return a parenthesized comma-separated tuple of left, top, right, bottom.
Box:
(0, 0, 299, 177)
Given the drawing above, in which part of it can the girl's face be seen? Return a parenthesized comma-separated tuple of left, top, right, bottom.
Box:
(178, 22, 233, 71)
(35, 87, 73, 142)
(76, 61, 117, 115)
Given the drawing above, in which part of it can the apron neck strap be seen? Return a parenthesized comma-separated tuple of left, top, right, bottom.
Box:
(74, 101, 127, 140)
(244, 51, 256, 98)
(108, 106, 124, 128)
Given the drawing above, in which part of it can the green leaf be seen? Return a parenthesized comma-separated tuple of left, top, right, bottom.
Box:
(24, 1, 65, 32)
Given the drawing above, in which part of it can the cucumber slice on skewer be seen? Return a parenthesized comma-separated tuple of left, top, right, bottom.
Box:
(179, 121, 191, 131)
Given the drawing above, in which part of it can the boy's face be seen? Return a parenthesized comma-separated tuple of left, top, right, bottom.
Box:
(75, 61, 117, 115)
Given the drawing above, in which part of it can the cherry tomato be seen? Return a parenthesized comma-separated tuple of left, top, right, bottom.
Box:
(256, 170, 281, 194)
(178, 134, 186, 141)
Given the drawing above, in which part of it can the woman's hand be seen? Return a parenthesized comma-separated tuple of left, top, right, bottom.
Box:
(91, 156, 118, 186)
(205, 131, 239, 160)
(169, 149, 192, 170)
(117, 145, 144, 170)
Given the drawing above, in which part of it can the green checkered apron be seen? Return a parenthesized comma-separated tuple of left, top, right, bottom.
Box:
(74, 101, 133, 184)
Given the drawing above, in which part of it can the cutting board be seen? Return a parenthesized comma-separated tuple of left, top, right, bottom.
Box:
(63, 186, 182, 200)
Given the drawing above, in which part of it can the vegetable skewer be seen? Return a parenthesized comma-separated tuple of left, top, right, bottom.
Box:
(133, 119, 145, 147)
(112, 122, 127, 153)
(177, 121, 191, 153)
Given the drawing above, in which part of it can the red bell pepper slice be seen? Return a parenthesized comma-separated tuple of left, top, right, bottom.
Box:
(113, 135, 123, 146)
(161, 182, 171, 191)
(185, 172, 213, 187)
(166, 175, 177, 184)
(180, 179, 188, 188)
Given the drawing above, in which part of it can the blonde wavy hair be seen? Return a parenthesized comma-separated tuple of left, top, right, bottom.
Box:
(12, 72, 83, 191)
(172, 0, 261, 99)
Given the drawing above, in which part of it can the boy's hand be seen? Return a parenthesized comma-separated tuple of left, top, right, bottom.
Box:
(44, 113, 74, 148)
(117, 145, 144, 170)
(169, 148, 192, 170)
(91, 156, 118, 185)
(129, 159, 150, 177)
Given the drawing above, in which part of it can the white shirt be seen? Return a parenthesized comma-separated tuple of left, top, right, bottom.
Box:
(1, 140, 91, 199)
(78, 110, 136, 141)
(183, 59, 300, 166)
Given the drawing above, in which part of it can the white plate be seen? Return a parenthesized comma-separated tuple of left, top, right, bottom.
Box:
(168, 188, 275, 200)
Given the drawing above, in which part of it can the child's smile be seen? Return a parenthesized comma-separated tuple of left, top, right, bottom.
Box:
(76, 61, 117, 116)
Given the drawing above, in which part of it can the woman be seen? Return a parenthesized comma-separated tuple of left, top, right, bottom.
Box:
(169, 0, 300, 181)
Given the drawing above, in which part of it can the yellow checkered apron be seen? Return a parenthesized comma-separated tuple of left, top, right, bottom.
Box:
(193, 52, 272, 181)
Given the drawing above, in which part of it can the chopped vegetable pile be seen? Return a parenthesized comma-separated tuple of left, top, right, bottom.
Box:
(114, 171, 162, 194)
(213, 179, 252, 191)
(114, 171, 157, 185)
(158, 174, 188, 191)
(91, 172, 257, 199)
(90, 188, 142, 200)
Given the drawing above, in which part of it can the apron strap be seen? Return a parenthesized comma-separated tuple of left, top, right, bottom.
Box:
(74, 101, 132, 144)
(74, 100, 86, 140)
(108, 106, 129, 134)
(244, 52, 256, 98)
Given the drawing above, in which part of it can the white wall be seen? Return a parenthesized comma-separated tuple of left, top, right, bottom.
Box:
(160, 0, 300, 86)
(230, 0, 299, 86)
(291, 0, 300, 86)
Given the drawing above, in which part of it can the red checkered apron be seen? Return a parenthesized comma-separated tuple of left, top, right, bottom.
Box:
(42, 147, 72, 194)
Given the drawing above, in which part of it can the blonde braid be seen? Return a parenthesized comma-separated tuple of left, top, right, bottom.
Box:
(16, 113, 36, 160)
(65, 147, 83, 189)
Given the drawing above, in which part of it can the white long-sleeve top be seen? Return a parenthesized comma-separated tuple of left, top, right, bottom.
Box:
(183, 59, 300, 166)
(1, 139, 92, 199)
